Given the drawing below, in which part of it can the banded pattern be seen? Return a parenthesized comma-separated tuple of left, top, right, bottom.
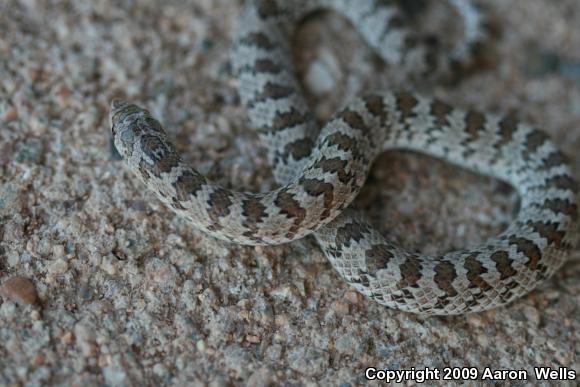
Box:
(111, 0, 579, 314)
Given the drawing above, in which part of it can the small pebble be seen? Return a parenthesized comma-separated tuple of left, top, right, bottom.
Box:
(48, 259, 69, 276)
(3, 110, 18, 122)
(30, 310, 42, 320)
(245, 334, 261, 344)
(0, 184, 21, 216)
(61, 331, 74, 346)
(74, 322, 98, 357)
(559, 59, 580, 82)
(103, 364, 127, 385)
(100, 254, 119, 275)
(330, 300, 349, 316)
(288, 347, 328, 376)
(33, 353, 46, 366)
(52, 244, 65, 258)
(0, 143, 14, 166)
(306, 60, 336, 94)
(200, 38, 214, 51)
(0, 276, 38, 305)
(14, 138, 44, 164)
(247, 367, 274, 387)
(524, 47, 580, 82)
(524, 48, 560, 77)
(522, 305, 541, 326)
(344, 290, 361, 304)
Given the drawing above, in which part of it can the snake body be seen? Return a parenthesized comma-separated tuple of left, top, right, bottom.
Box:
(111, 0, 579, 314)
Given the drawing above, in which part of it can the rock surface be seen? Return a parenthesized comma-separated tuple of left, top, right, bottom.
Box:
(0, 0, 579, 385)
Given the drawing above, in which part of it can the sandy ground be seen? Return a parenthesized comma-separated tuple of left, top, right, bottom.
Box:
(1, 0, 579, 385)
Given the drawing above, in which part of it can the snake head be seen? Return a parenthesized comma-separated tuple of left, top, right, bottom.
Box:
(109, 99, 155, 159)
(110, 99, 181, 178)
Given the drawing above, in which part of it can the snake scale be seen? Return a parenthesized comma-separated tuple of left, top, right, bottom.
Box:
(111, 0, 579, 314)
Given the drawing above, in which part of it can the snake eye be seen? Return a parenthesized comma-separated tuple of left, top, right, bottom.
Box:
(120, 126, 136, 143)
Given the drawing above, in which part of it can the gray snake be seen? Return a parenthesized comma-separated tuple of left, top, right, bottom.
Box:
(110, 0, 579, 314)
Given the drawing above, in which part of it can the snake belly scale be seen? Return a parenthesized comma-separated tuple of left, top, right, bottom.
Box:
(111, 0, 579, 315)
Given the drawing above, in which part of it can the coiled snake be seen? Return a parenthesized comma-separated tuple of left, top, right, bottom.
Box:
(110, 0, 579, 314)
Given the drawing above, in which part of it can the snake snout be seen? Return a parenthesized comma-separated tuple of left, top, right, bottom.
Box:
(111, 99, 129, 110)
(109, 99, 144, 127)
(109, 99, 147, 157)
(110, 99, 129, 122)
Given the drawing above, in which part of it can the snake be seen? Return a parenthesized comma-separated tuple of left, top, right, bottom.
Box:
(110, 0, 579, 314)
